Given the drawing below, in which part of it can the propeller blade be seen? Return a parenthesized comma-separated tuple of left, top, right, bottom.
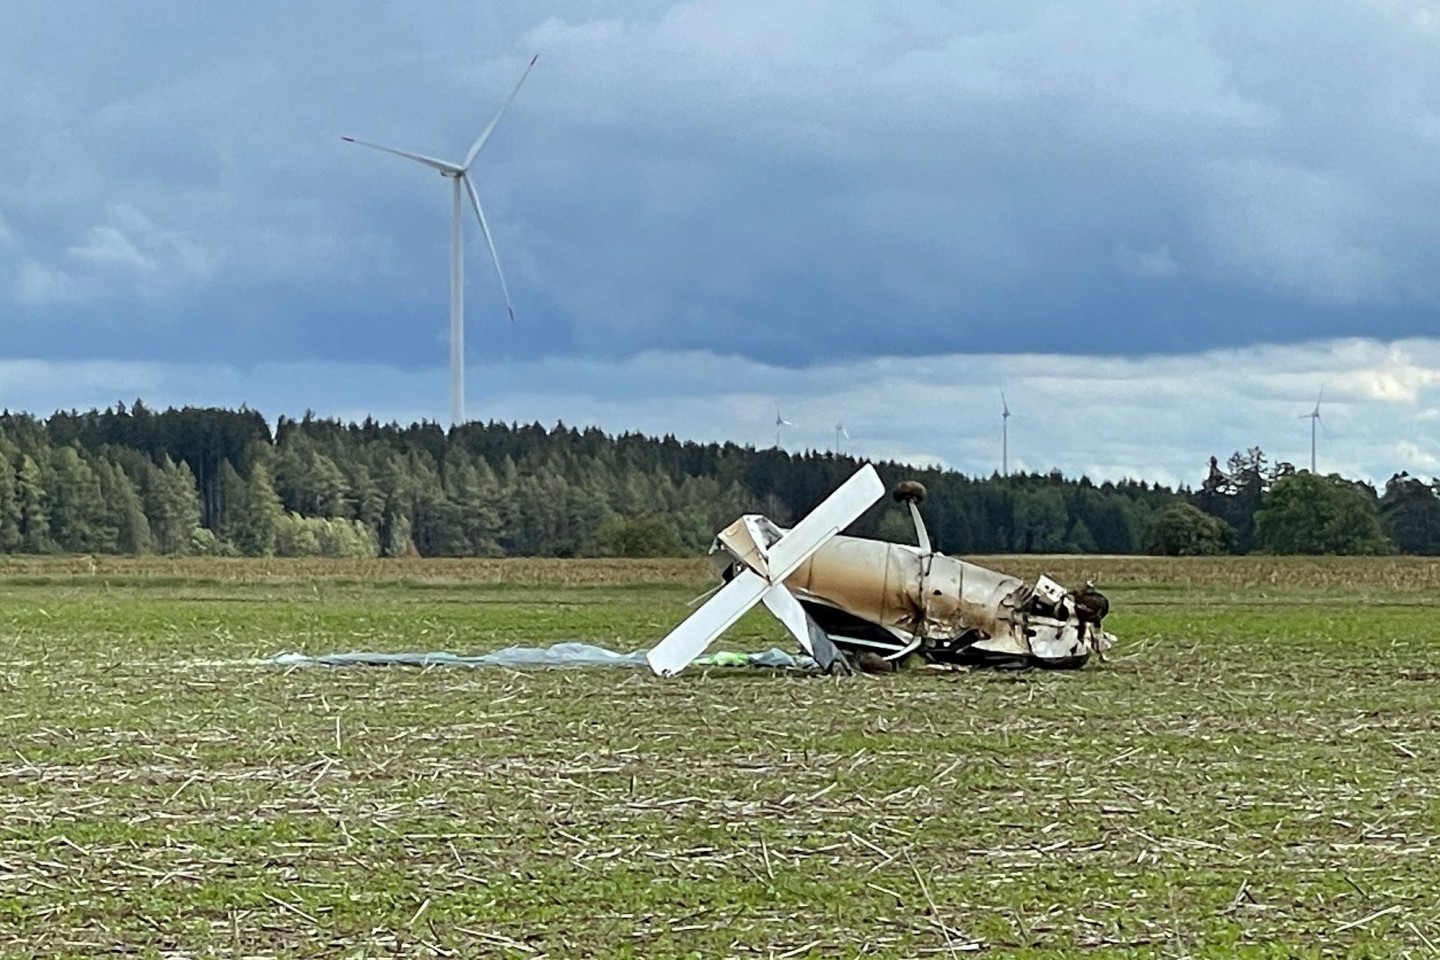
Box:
(340, 137, 461, 174)
(462, 174, 516, 321)
(463, 54, 539, 171)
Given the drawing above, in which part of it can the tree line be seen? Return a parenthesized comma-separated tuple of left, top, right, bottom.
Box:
(0, 402, 1435, 557)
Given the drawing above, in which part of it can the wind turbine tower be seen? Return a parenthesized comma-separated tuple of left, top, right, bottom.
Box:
(1301, 388, 1323, 473)
(343, 55, 538, 426)
(1001, 391, 1011, 477)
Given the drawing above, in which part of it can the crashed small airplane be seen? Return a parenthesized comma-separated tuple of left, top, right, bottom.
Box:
(647, 463, 1116, 677)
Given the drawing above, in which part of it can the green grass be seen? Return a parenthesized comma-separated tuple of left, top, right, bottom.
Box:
(2, 556, 1439, 958)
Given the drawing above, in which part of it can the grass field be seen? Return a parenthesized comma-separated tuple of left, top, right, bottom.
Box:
(2, 555, 1439, 958)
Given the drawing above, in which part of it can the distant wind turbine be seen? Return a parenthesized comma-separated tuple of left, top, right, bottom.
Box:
(1001, 391, 1011, 477)
(1300, 387, 1323, 473)
(775, 404, 796, 449)
(834, 421, 849, 454)
(343, 54, 538, 427)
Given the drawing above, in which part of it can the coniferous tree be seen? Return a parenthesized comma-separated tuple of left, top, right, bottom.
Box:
(348, 463, 386, 532)
(46, 446, 112, 552)
(16, 454, 50, 553)
(0, 453, 21, 552)
(150, 456, 205, 554)
(233, 462, 284, 556)
(97, 457, 152, 554)
(215, 459, 247, 546)
(0, 425, 21, 551)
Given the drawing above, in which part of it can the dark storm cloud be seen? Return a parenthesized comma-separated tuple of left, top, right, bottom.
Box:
(2, 0, 1438, 371)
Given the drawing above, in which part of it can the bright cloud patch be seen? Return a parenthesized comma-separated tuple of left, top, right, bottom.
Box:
(3, 337, 1437, 489)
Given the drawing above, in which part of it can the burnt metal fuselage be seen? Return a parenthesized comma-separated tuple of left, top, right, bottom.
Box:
(715, 516, 1114, 669)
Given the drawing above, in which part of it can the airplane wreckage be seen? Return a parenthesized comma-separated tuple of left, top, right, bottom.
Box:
(647, 463, 1116, 677)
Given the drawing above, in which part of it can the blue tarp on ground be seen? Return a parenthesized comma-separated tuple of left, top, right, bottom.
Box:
(268, 642, 810, 670)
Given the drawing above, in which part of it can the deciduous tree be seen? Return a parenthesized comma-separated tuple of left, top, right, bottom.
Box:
(1255, 473, 1391, 555)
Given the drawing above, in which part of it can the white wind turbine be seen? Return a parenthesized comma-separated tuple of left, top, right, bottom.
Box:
(343, 54, 538, 426)
(1001, 391, 1011, 477)
(834, 421, 849, 454)
(774, 404, 796, 449)
(1301, 386, 1323, 473)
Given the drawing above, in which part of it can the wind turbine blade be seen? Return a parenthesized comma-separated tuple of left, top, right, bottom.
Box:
(463, 54, 539, 170)
(462, 174, 515, 321)
(340, 137, 461, 174)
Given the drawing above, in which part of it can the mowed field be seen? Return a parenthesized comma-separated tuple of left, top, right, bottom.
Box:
(2, 555, 1439, 959)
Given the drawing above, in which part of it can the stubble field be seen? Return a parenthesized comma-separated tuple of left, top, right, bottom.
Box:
(2, 554, 1438, 958)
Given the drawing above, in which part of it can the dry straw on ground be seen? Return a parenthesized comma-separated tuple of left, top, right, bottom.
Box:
(2, 556, 1438, 957)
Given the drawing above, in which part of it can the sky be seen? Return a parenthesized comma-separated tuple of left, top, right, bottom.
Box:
(3, 0, 1439, 488)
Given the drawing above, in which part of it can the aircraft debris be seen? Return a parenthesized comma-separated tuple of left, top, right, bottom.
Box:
(647, 463, 1116, 677)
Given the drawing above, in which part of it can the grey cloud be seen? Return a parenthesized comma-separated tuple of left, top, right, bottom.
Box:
(2, 0, 1440, 375)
